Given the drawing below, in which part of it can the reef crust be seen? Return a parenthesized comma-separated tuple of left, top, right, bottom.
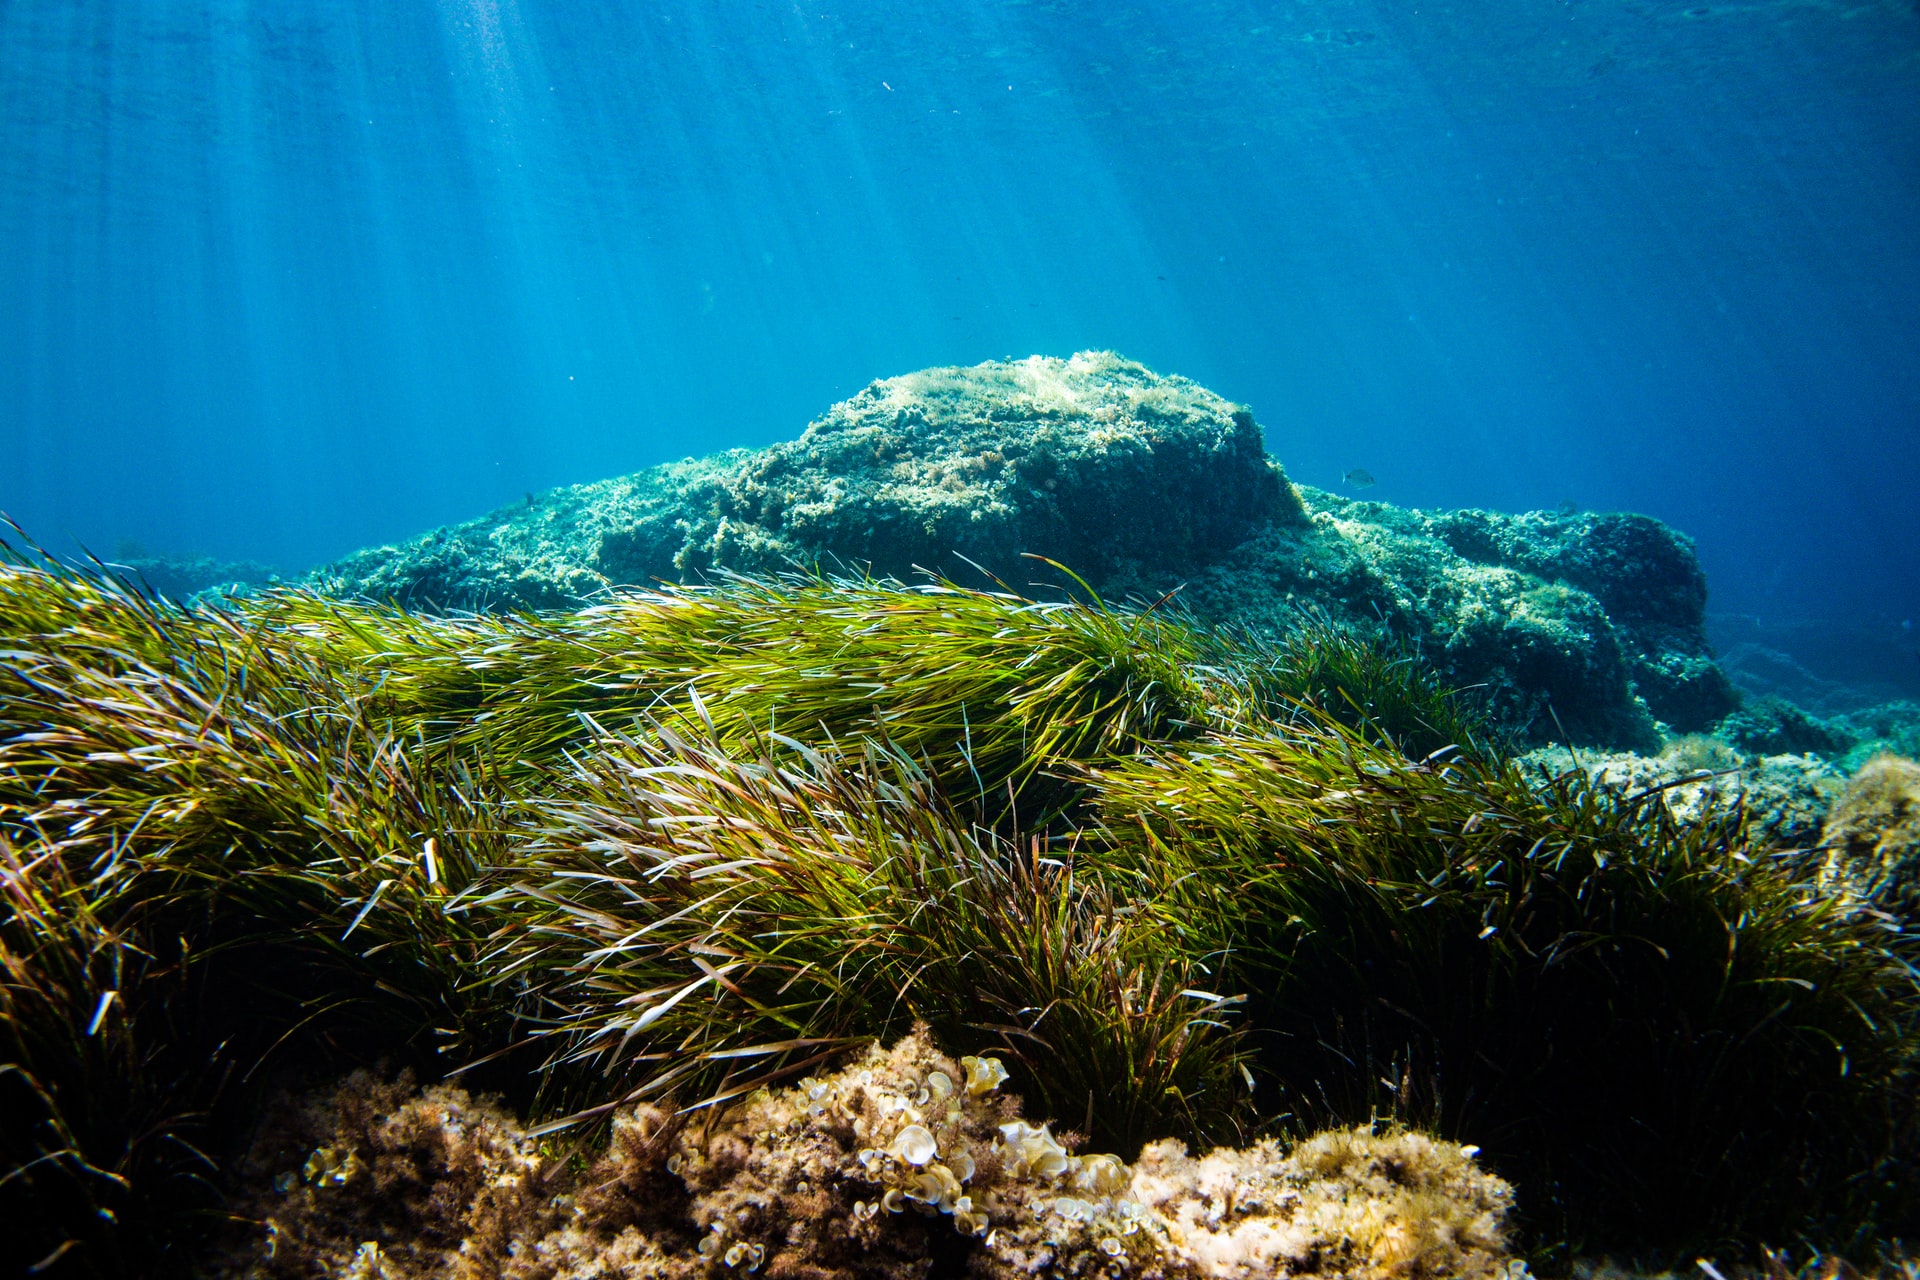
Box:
(205, 1028, 1515, 1280)
(1518, 740, 1845, 847)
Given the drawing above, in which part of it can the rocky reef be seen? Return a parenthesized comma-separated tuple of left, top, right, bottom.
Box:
(206, 1029, 1514, 1280)
(111, 551, 283, 604)
(310, 352, 1733, 749)
(1179, 493, 1734, 748)
(1518, 740, 1846, 849)
(313, 352, 1293, 612)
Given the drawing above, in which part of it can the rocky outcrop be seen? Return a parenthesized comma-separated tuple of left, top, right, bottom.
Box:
(111, 552, 281, 603)
(1518, 741, 1845, 848)
(312, 352, 1296, 611)
(310, 352, 1736, 749)
(1178, 493, 1736, 748)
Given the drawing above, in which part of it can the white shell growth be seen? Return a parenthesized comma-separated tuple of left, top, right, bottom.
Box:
(960, 1054, 1009, 1097)
(905, 1164, 964, 1211)
(889, 1123, 939, 1167)
(1053, 1195, 1096, 1221)
(1071, 1152, 1129, 1197)
(301, 1146, 364, 1188)
(997, 1120, 1071, 1179)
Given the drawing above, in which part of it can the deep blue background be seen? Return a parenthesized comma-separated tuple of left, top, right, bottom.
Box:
(2, 2, 1916, 641)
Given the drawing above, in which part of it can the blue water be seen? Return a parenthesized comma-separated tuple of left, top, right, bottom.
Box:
(3, 2, 1917, 651)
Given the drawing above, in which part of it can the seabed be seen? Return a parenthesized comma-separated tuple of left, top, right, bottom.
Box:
(3, 558, 1918, 1278)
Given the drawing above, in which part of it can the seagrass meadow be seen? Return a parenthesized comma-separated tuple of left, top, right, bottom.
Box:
(2, 552, 1918, 1277)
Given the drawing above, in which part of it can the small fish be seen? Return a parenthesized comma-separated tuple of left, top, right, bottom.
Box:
(1342, 468, 1376, 489)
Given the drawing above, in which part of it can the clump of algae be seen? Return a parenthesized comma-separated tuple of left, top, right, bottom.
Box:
(208, 1028, 1515, 1280)
(1820, 753, 1920, 910)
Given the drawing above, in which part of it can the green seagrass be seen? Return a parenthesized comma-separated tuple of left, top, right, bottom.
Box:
(0, 554, 1914, 1275)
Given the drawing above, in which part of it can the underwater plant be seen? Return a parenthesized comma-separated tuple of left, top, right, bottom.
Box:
(0, 561, 1265, 1271)
(1716, 694, 1855, 759)
(236, 570, 1264, 817)
(1088, 724, 1920, 1251)
(1237, 606, 1500, 760)
(1, 555, 1916, 1274)
(0, 567, 531, 1273)
(0, 830, 237, 1276)
(485, 724, 1251, 1154)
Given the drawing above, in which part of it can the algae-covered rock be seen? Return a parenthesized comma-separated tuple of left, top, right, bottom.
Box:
(1519, 741, 1846, 847)
(1180, 492, 1735, 748)
(1689, 694, 1920, 773)
(1832, 700, 1920, 771)
(206, 1029, 1515, 1280)
(309, 351, 1731, 749)
(313, 352, 1295, 609)
(1715, 694, 1856, 758)
(1820, 753, 1920, 910)
(111, 551, 281, 604)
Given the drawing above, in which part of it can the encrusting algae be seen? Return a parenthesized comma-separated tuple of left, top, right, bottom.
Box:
(207, 1028, 1516, 1280)
(1819, 753, 1920, 909)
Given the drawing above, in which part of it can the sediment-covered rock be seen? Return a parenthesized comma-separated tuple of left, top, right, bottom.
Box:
(309, 352, 1734, 748)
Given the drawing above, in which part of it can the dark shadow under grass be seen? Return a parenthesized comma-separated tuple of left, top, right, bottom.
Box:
(1089, 726, 1920, 1256)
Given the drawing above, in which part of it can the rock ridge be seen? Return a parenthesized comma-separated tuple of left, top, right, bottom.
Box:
(306, 351, 1731, 748)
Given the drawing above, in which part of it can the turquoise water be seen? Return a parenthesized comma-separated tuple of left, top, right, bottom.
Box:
(2, 2, 1915, 660)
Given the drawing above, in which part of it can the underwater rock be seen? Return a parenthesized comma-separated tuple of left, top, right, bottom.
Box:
(309, 352, 1730, 748)
(1519, 741, 1846, 847)
(311, 352, 1296, 609)
(1697, 692, 1920, 773)
(1829, 700, 1920, 771)
(204, 1028, 1515, 1280)
(1179, 492, 1735, 748)
(1714, 694, 1856, 759)
(1707, 613, 1920, 718)
(111, 551, 281, 604)
(1709, 629, 1868, 717)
